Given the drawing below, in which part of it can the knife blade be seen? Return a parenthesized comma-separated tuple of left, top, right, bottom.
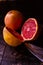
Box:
(25, 43, 43, 62)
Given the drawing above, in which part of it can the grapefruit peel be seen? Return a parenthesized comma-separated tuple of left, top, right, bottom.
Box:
(3, 27, 23, 47)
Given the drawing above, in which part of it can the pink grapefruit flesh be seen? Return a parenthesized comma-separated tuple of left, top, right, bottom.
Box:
(21, 18, 38, 41)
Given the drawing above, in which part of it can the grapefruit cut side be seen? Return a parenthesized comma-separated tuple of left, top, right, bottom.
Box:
(21, 18, 38, 41)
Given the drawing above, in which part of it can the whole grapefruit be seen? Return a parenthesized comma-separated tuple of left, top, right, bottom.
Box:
(4, 10, 23, 31)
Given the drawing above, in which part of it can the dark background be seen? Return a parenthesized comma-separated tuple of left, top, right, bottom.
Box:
(0, 1, 43, 47)
(0, 1, 43, 65)
(0, 1, 43, 25)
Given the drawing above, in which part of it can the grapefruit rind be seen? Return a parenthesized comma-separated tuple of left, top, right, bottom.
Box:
(21, 18, 38, 41)
(3, 27, 22, 47)
(4, 10, 23, 30)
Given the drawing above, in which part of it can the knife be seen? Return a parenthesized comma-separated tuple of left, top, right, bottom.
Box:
(25, 43, 43, 62)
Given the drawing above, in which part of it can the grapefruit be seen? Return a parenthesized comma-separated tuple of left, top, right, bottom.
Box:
(4, 10, 23, 31)
(21, 18, 38, 41)
(3, 27, 23, 47)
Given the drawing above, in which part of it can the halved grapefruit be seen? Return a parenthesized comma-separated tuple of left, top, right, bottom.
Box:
(3, 27, 23, 47)
(21, 18, 38, 41)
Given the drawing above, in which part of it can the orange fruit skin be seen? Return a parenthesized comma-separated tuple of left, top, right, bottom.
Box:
(3, 27, 22, 47)
(4, 10, 23, 31)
